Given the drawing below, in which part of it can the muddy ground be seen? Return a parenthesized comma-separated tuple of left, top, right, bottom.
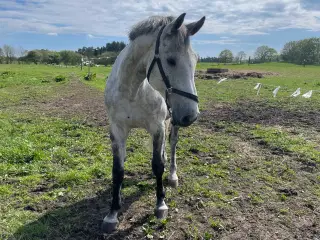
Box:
(196, 69, 279, 80)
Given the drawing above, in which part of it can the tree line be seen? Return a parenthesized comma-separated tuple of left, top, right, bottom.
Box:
(1, 37, 319, 66)
(200, 46, 278, 64)
(77, 41, 126, 57)
(0, 41, 126, 66)
(200, 37, 319, 65)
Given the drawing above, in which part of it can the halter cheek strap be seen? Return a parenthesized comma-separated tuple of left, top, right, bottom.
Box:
(146, 26, 199, 111)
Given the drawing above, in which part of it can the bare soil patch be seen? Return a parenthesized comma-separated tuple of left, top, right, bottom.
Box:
(199, 101, 320, 130)
(12, 77, 107, 126)
(39, 80, 107, 126)
(196, 69, 279, 80)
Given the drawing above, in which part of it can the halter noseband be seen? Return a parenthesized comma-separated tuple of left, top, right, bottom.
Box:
(146, 26, 199, 112)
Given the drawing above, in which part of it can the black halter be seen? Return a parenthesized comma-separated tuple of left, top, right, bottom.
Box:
(146, 26, 199, 112)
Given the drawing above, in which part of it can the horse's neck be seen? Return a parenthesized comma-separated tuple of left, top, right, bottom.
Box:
(118, 35, 155, 98)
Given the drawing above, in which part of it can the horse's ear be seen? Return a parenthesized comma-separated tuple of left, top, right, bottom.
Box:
(171, 13, 186, 32)
(186, 16, 205, 36)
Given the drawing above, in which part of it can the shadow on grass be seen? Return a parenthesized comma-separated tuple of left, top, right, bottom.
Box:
(10, 177, 154, 240)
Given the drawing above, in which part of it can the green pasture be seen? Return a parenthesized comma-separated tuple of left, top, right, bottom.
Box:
(0, 63, 319, 239)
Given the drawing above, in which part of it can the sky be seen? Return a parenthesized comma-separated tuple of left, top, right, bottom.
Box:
(1, 0, 320, 57)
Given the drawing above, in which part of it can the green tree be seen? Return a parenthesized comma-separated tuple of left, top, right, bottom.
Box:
(281, 41, 298, 63)
(24, 50, 42, 64)
(60, 50, 81, 66)
(254, 46, 278, 62)
(281, 38, 320, 65)
(219, 49, 233, 64)
(39, 49, 50, 63)
(48, 52, 61, 64)
(69, 52, 81, 65)
(266, 48, 278, 62)
(60, 50, 71, 65)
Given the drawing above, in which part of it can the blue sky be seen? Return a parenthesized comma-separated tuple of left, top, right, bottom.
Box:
(1, 0, 320, 57)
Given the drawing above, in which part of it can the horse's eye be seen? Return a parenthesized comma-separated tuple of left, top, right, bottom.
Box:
(167, 58, 176, 66)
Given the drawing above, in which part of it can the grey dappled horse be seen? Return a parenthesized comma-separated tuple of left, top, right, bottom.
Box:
(103, 13, 205, 233)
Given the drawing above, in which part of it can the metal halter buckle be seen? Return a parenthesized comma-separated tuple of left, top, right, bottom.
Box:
(154, 54, 160, 59)
(166, 87, 172, 95)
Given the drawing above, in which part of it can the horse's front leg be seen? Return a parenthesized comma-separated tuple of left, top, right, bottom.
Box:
(168, 124, 179, 187)
(152, 123, 168, 219)
(102, 124, 129, 233)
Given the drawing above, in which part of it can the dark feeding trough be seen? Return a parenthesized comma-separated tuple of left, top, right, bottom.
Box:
(207, 68, 229, 74)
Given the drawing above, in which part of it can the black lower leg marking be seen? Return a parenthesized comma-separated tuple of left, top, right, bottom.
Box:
(152, 131, 165, 206)
(111, 160, 124, 210)
(102, 130, 126, 233)
(110, 132, 124, 211)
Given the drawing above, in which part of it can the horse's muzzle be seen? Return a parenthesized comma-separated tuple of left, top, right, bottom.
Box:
(175, 113, 198, 127)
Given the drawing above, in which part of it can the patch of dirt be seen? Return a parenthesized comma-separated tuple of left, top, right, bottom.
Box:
(15, 77, 107, 126)
(40, 80, 107, 126)
(196, 69, 279, 80)
(199, 101, 320, 129)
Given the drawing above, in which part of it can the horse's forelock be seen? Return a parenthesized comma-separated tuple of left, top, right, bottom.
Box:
(129, 16, 175, 41)
(129, 15, 189, 46)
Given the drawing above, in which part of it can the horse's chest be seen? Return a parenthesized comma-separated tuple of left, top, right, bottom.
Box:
(126, 102, 157, 127)
(112, 98, 163, 129)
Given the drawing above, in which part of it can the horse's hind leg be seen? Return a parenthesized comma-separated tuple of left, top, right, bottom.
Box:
(102, 124, 129, 233)
(152, 123, 168, 219)
(168, 124, 179, 187)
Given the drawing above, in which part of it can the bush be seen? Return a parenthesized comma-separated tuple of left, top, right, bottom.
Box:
(84, 72, 96, 81)
(54, 75, 66, 82)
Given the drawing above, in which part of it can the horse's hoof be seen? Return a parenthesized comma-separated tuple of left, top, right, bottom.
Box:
(155, 202, 168, 219)
(168, 178, 178, 188)
(101, 217, 118, 233)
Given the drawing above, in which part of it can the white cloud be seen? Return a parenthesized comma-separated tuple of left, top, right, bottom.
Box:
(87, 34, 104, 39)
(47, 32, 58, 36)
(0, 0, 319, 37)
(193, 39, 239, 45)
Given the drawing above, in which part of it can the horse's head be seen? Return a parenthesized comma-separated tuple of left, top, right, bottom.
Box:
(148, 13, 205, 127)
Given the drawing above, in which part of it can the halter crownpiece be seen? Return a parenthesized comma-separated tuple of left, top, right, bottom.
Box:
(146, 26, 199, 111)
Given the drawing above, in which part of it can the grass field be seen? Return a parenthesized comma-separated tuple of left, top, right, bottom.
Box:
(1, 63, 320, 239)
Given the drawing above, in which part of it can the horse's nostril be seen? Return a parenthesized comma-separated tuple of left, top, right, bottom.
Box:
(180, 114, 198, 127)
